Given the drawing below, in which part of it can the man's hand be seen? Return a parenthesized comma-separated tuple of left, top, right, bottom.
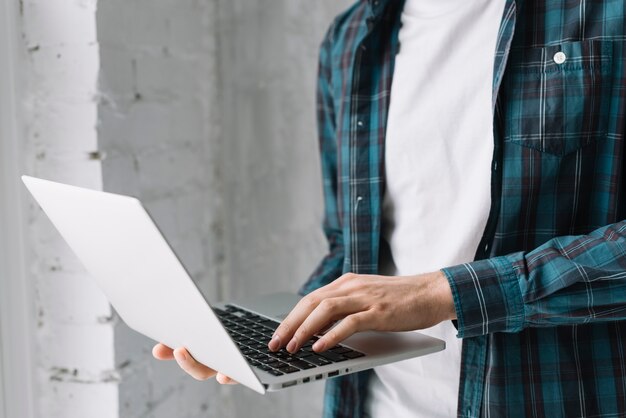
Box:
(152, 343, 237, 384)
(268, 271, 456, 353)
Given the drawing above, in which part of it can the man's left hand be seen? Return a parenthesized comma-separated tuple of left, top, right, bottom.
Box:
(268, 271, 457, 353)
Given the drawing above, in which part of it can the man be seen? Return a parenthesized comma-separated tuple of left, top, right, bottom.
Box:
(154, 0, 626, 416)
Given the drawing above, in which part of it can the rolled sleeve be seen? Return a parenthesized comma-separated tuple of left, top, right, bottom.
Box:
(442, 254, 525, 338)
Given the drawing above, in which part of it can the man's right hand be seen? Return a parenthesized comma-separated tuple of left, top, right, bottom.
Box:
(152, 343, 238, 384)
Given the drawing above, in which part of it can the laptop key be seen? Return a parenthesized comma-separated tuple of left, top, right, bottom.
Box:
(288, 359, 316, 370)
(342, 351, 365, 359)
(318, 351, 348, 363)
(272, 351, 289, 359)
(302, 338, 318, 348)
(267, 360, 282, 368)
(294, 350, 313, 358)
(258, 330, 274, 339)
(250, 332, 266, 341)
(267, 369, 283, 376)
(282, 366, 300, 374)
(329, 347, 352, 354)
(259, 320, 278, 330)
(275, 361, 292, 369)
(304, 355, 332, 366)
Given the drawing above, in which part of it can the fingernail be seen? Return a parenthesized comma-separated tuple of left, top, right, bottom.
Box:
(175, 350, 187, 362)
(268, 334, 281, 351)
(286, 338, 297, 353)
(313, 339, 325, 352)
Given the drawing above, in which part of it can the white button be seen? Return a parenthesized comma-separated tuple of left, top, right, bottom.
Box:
(357, 120, 364, 127)
(554, 51, 567, 65)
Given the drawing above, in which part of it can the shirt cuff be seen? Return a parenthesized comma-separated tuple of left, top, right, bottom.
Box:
(441, 254, 525, 338)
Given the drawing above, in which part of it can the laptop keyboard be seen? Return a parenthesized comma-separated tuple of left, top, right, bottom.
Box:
(214, 305, 365, 376)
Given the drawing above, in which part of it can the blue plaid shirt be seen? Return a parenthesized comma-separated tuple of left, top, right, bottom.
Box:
(300, 0, 626, 417)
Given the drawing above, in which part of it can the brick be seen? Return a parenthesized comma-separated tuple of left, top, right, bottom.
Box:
(22, 0, 97, 47)
(38, 321, 115, 373)
(34, 271, 112, 325)
(135, 146, 204, 197)
(38, 379, 118, 418)
(28, 44, 99, 103)
(134, 53, 209, 100)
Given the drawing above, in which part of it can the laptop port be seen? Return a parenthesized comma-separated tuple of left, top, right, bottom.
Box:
(303, 377, 310, 383)
(282, 381, 297, 388)
(328, 371, 339, 377)
(315, 374, 323, 380)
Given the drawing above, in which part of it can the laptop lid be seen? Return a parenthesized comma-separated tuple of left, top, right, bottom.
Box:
(21, 175, 265, 393)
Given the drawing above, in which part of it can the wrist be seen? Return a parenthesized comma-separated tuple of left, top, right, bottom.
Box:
(432, 270, 457, 321)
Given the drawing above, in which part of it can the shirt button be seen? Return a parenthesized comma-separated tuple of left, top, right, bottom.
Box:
(553, 51, 567, 64)
(357, 120, 364, 128)
(484, 243, 490, 253)
(360, 44, 367, 52)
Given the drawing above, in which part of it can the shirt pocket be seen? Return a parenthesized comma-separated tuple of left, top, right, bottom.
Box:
(501, 40, 613, 156)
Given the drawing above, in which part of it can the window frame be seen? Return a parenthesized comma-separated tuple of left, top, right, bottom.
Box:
(0, 0, 35, 417)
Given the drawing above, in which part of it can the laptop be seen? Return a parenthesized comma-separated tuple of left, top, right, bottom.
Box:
(22, 175, 445, 394)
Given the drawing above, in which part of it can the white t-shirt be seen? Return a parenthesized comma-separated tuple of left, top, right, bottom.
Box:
(366, 0, 505, 417)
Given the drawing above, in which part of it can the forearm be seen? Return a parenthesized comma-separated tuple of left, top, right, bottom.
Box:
(443, 220, 626, 338)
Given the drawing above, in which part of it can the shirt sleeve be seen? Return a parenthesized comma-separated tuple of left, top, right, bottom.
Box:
(442, 220, 626, 338)
(299, 24, 344, 296)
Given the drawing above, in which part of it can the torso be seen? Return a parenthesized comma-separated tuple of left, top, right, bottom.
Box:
(366, 0, 506, 416)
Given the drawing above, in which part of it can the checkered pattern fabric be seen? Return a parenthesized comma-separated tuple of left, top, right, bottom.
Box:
(300, 0, 626, 416)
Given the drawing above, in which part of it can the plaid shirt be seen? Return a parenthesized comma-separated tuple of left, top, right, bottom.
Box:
(300, 0, 626, 417)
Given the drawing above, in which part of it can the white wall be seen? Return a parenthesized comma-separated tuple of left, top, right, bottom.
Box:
(97, 0, 228, 416)
(98, 0, 351, 416)
(19, 0, 119, 417)
(215, 1, 352, 416)
(12, 0, 352, 416)
(0, 0, 33, 416)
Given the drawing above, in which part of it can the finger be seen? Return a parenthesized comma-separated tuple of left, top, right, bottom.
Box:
(173, 347, 217, 381)
(269, 287, 341, 351)
(216, 373, 238, 385)
(312, 312, 374, 352)
(152, 343, 174, 360)
(285, 297, 366, 353)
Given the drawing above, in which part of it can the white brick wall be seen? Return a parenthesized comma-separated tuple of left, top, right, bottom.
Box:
(215, 1, 352, 416)
(20, 0, 118, 417)
(17, 0, 351, 416)
(97, 0, 225, 416)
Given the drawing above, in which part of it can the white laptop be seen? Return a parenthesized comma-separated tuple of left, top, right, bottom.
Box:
(22, 175, 445, 394)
